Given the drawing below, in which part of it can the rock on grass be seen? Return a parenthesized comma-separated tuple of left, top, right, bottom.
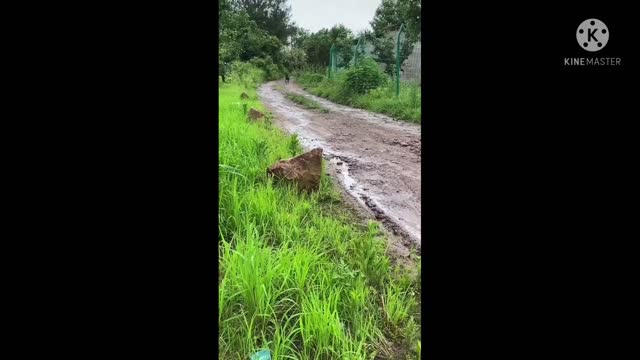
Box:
(267, 148, 323, 192)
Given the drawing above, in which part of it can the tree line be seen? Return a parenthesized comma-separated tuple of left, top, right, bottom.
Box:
(219, 0, 421, 80)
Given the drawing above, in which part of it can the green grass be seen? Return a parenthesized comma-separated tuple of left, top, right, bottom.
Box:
(219, 69, 421, 359)
(284, 93, 329, 113)
(296, 71, 421, 124)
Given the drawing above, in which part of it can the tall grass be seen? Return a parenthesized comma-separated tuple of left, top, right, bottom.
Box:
(296, 70, 421, 124)
(284, 93, 329, 113)
(219, 66, 420, 359)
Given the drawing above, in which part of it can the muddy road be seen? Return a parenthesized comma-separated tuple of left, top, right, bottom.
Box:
(258, 80, 421, 252)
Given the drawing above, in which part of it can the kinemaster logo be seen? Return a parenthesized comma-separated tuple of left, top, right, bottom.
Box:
(564, 18, 622, 66)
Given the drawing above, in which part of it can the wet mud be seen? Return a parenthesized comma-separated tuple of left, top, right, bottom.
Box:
(258, 80, 422, 255)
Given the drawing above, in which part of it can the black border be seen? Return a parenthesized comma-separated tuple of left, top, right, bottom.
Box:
(9, 0, 637, 358)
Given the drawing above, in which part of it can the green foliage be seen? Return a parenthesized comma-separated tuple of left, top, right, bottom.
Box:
(298, 72, 325, 86)
(296, 70, 421, 123)
(281, 47, 307, 71)
(409, 84, 419, 109)
(371, 0, 403, 35)
(287, 134, 302, 157)
(397, 0, 422, 40)
(239, 32, 283, 63)
(232, 0, 296, 44)
(382, 283, 416, 330)
(343, 58, 388, 96)
(288, 26, 310, 49)
(284, 93, 329, 113)
(307, 76, 345, 103)
(218, 76, 421, 359)
(220, 1, 296, 75)
(368, 0, 421, 76)
(351, 81, 421, 123)
(229, 61, 265, 87)
(371, 0, 421, 43)
(249, 56, 282, 81)
(220, 10, 283, 65)
(369, 37, 396, 76)
(302, 25, 355, 68)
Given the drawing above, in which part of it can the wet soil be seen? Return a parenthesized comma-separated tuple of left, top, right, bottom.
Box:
(258, 80, 422, 257)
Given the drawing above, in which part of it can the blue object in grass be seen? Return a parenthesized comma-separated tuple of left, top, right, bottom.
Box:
(250, 349, 271, 360)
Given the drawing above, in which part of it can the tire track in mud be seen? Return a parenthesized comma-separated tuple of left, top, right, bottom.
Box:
(258, 80, 421, 254)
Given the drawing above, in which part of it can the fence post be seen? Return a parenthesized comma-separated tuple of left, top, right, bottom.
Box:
(329, 44, 335, 79)
(396, 24, 404, 97)
(332, 44, 337, 76)
(354, 36, 362, 66)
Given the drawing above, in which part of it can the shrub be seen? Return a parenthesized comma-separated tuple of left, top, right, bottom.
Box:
(342, 58, 387, 96)
(293, 63, 420, 123)
(249, 56, 282, 81)
(296, 72, 326, 88)
(230, 61, 264, 86)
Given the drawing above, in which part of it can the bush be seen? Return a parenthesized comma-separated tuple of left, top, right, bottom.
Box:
(342, 58, 387, 96)
(299, 73, 325, 86)
(249, 56, 282, 81)
(294, 63, 420, 123)
(230, 61, 264, 86)
(311, 77, 344, 103)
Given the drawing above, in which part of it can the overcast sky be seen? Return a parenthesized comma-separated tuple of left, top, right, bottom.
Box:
(289, 0, 381, 34)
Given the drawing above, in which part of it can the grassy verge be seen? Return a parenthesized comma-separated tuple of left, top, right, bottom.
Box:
(219, 67, 421, 359)
(273, 84, 329, 113)
(284, 93, 329, 113)
(295, 71, 421, 124)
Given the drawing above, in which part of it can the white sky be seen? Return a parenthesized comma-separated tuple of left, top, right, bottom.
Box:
(288, 0, 382, 34)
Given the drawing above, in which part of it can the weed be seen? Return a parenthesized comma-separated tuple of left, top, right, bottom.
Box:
(296, 70, 421, 124)
(253, 139, 270, 159)
(284, 93, 329, 113)
(287, 134, 302, 157)
(218, 67, 420, 359)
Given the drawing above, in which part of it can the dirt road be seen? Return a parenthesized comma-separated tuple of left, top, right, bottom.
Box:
(258, 80, 421, 252)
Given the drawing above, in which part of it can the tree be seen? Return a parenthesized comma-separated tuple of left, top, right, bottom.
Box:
(371, 0, 402, 36)
(398, 0, 421, 40)
(219, 0, 241, 77)
(371, 0, 420, 41)
(219, 0, 232, 32)
(219, 8, 285, 81)
(302, 25, 354, 69)
(328, 25, 354, 67)
(219, 10, 283, 61)
(368, 0, 421, 76)
(232, 0, 296, 44)
(301, 29, 331, 68)
(288, 25, 309, 49)
(281, 47, 306, 71)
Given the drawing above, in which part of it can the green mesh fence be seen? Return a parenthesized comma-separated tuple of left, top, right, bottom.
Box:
(328, 44, 355, 79)
(397, 25, 421, 87)
(329, 25, 421, 95)
(401, 41, 421, 84)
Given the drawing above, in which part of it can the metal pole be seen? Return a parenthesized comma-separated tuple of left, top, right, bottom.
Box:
(329, 44, 335, 79)
(355, 36, 362, 66)
(396, 24, 404, 97)
(332, 45, 337, 75)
